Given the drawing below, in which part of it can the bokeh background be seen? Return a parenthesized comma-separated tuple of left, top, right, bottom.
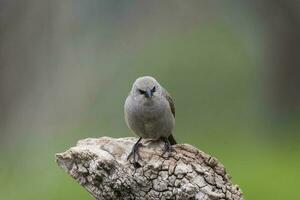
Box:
(1, 1, 300, 199)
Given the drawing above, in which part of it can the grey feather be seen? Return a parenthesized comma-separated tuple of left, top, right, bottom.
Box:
(162, 88, 175, 118)
(124, 76, 176, 140)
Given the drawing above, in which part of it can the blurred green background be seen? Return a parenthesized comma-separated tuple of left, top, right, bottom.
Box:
(0, 1, 300, 199)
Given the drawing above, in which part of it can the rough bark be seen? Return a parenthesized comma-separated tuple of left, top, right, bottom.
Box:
(56, 137, 244, 200)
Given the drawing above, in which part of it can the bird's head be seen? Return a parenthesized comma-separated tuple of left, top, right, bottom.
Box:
(131, 76, 162, 100)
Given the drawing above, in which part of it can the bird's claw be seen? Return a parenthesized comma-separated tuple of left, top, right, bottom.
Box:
(128, 138, 143, 168)
(162, 137, 173, 157)
(133, 162, 142, 168)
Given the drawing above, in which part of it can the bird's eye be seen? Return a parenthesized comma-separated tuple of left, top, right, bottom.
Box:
(138, 89, 146, 95)
(151, 86, 156, 93)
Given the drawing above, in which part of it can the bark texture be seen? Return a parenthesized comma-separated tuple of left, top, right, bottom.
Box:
(56, 137, 244, 200)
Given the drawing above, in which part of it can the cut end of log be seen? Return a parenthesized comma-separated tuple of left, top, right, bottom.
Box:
(56, 137, 244, 200)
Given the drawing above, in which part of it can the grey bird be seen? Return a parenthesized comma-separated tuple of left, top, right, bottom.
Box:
(124, 76, 177, 167)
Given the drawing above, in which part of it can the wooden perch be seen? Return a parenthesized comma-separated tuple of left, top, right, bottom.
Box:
(55, 137, 244, 200)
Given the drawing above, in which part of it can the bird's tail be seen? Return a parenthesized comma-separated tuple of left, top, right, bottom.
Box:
(168, 134, 177, 145)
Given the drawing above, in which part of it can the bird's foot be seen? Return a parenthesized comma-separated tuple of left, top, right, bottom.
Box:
(162, 137, 173, 157)
(127, 138, 143, 168)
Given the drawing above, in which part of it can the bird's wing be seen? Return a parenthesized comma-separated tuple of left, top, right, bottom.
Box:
(162, 88, 175, 118)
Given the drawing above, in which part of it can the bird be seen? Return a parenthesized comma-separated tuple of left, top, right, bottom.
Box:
(124, 76, 176, 167)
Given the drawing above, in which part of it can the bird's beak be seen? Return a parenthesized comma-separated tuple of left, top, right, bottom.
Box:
(145, 88, 152, 98)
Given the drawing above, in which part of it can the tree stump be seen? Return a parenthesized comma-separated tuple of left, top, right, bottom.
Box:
(55, 137, 244, 200)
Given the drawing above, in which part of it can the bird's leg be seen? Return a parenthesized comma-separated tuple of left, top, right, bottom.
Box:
(161, 137, 173, 156)
(127, 137, 142, 168)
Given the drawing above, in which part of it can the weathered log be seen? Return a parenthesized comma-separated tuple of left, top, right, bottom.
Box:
(56, 137, 244, 200)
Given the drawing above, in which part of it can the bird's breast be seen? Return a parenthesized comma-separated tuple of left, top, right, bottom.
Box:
(125, 96, 174, 139)
(138, 100, 166, 120)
